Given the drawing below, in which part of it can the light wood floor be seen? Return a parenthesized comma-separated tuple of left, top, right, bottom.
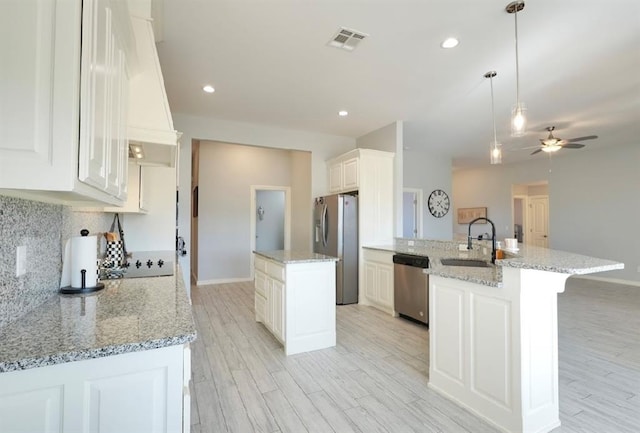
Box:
(189, 277, 640, 433)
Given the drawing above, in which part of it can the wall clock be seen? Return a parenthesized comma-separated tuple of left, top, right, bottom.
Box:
(428, 189, 450, 218)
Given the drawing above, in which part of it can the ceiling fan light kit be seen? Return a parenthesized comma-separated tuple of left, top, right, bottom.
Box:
(484, 71, 502, 165)
(530, 126, 598, 155)
(507, 0, 527, 137)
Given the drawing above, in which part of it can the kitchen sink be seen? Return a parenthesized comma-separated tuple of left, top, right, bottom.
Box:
(440, 258, 491, 268)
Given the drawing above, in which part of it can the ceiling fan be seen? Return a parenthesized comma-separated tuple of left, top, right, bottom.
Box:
(530, 126, 598, 155)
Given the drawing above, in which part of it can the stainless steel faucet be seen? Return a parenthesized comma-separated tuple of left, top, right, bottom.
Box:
(467, 217, 497, 264)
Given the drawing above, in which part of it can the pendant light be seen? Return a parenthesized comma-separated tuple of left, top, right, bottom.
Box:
(507, 1, 526, 137)
(485, 71, 502, 165)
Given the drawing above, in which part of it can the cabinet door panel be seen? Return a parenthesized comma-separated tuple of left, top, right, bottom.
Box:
(328, 162, 342, 193)
(0, 0, 78, 189)
(85, 367, 168, 433)
(265, 278, 274, 330)
(271, 279, 285, 341)
(364, 262, 377, 302)
(342, 157, 359, 191)
(376, 263, 394, 308)
(79, 0, 111, 189)
(0, 386, 64, 433)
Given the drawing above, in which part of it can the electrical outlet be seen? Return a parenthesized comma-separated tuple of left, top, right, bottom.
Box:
(637, 265, 640, 273)
(408, 240, 415, 246)
(16, 245, 26, 277)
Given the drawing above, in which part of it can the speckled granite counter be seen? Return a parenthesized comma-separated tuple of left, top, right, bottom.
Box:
(0, 268, 196, 373)
(254, 250, 339, 264)
(365, 240, 623, 288)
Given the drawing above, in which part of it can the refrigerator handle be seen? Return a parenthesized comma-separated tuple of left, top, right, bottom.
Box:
(322, 204, 328, 247)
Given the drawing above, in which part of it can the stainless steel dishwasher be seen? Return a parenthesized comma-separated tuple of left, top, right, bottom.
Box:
(393, 254, 429, 325)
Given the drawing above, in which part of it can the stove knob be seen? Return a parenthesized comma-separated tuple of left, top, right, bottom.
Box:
(135, 260, 142, 269)
(146, 260, 153, 268)
(158, 259, 164, 268)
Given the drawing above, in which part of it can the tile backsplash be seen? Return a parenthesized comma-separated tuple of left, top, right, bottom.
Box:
(0, 195, 113, 329)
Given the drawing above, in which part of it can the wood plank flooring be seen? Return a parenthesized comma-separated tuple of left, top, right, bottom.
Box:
(190, 277, 640, 433)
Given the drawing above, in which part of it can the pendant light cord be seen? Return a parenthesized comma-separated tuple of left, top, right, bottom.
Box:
(514, 4, 520, 104)
(490, 75, 498, 146)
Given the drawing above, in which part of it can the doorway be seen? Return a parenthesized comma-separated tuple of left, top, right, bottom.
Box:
(250, 186, 291, 271)
(255, 190, 285, 251)
(512, 182, 549, 247)
(402, 188, 423, 238)
(528, 195, 549, 247)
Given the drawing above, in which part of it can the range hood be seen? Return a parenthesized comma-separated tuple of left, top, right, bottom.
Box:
(128, 14, 180, 167)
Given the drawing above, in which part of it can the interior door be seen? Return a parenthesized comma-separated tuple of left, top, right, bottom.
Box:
(528, 196, 549, 247)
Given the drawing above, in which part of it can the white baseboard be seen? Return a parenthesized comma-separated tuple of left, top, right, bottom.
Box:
(197, 277, 253, 286)
(575, 275, 640, 288)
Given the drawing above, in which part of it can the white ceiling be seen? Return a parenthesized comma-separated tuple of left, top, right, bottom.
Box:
(156, 0, 640, 167)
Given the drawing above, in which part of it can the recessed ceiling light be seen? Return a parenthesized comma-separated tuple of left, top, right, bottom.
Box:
(440, 37, 459, 49)
(338, 110, 348, 117)
(203, 85, 215, 93)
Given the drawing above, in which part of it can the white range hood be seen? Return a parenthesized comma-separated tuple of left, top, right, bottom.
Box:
(128, 13, 180, 167)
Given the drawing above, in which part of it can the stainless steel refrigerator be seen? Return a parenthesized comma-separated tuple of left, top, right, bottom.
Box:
(313, 194, 358, 305)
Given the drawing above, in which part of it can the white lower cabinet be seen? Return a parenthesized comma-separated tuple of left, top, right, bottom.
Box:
(254, 254, 336, 355)
(361, 249, 395, 315)
(0, 345, 189, 433)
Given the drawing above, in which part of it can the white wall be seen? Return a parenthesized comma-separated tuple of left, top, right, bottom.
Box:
(403, 149, 453, 240)
(453, 142, 640, 282)
(122, 165, 176, 251)
(173, 113, 355, 289)
(357, 121, 403, 237)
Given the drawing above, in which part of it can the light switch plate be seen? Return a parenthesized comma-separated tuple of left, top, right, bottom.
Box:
(16, 245, 26, 277)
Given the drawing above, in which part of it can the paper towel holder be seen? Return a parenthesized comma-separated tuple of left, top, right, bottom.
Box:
(60, 229, 105, 295)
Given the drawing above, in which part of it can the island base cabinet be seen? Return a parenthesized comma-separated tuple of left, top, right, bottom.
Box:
(428, 268, 569, 433)
(0, 345, 189, 433)
(254, 254, 336, 356)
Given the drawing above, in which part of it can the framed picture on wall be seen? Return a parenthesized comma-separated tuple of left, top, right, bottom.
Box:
(457, 207, 487, 224)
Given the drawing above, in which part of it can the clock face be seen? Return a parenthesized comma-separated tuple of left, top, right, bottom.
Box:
(428, 189, 450, 218)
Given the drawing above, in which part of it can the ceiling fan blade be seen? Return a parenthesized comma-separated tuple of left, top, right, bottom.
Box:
(567, 135, 597, 142)
(562, 143, 586, 149)
(531, 148, 543, 155)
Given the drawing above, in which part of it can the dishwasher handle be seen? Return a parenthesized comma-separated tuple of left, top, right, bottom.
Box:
(392, 254, 429, 268)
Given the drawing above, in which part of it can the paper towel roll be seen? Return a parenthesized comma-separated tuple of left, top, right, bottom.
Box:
(69, 233, 98, 289)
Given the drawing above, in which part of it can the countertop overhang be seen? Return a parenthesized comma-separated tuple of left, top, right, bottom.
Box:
(0, 267, 196, 373)
(365, 241, 624, 288)
(253, 250, 339, 264)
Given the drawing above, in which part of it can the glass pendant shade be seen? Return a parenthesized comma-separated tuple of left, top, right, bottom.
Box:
(490, 142, 503, 164)
(511, 102, 527, 137)
(508, 1, 527, 137)
(484, 70, 502, 165)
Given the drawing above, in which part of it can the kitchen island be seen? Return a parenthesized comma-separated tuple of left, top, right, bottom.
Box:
(366, 240, 623, 433)
(253, 250, 338, 355)
(0, 269, 196, 433)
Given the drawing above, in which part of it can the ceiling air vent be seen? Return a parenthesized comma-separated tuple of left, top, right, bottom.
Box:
(327, 27, 368, 51)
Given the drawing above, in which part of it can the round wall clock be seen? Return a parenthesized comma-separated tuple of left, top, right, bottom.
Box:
(428, 189, 450, 218)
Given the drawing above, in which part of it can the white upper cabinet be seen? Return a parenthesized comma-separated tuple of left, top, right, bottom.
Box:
(0, 0, 133, 205)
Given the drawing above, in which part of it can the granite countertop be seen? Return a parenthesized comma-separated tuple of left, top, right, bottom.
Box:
(365, 241, 623, 288)
(254, 250, 339, 264)
(0, 268, 196, 373)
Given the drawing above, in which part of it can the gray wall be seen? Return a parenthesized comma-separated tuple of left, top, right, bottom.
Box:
(453, 142, 639, 282)
(173, 113, 355, 290)
(403, 149, 453, 240)
(197, 141, 312, 282)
